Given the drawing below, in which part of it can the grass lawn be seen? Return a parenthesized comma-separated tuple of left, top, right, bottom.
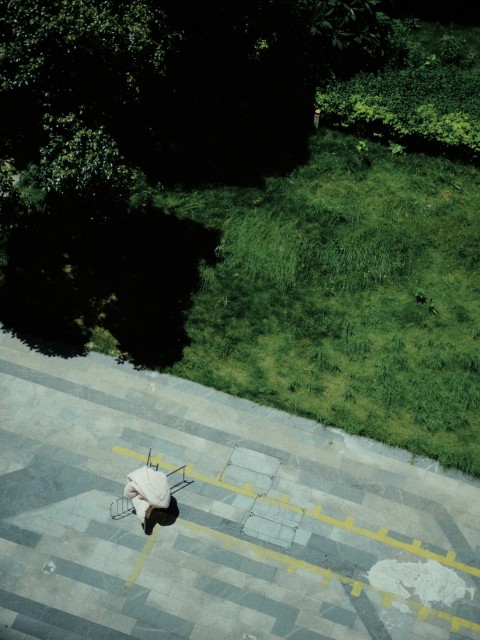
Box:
(158, 129, 480, 476)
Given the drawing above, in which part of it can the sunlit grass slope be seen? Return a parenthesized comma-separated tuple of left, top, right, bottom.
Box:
(163, 129, 480, 475)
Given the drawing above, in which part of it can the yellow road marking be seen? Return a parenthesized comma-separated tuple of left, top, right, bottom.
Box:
(179, 519, 480, 636)
(125, 524, 160, 587)
(112, 445, 480, 580)
(382, 593, 395, 608)
(446, 550, 456, 562)
(417, 606, 429, 621)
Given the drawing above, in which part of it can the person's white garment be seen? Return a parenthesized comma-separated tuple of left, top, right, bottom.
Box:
(124, 466, 171, 524)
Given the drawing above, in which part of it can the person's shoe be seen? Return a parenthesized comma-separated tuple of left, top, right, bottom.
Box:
(143, 516, 153, 535)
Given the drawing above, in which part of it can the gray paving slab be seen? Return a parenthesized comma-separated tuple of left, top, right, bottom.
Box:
(243, 514, 297, 550)
(344, 589, 395, 640)
(194, 574, 299, 624)
(12, 614, 74, 640)
(434, 505, 479, 566)
(0, 589, 132, 639)
(250, 498, 305, 526)
(221, 463, 274, 494)
(308, 532, 378, 571)
(274, 625, 332, 639)
(174, 533, 278, 581)
(318, 601, 357, 628)
(86, 521, 146, 551)
(0, 523, 41, 548)
(122, 598, 195, 637)
(229, 445, 282, 476)
(1, 328, 479, 640)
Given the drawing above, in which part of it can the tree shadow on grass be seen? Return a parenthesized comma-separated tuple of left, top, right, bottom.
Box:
(0, 208, 220, 367)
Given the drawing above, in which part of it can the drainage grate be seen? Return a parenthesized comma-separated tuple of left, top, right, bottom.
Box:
(242, 498, 305, 550)
(220, 446, 282, 495)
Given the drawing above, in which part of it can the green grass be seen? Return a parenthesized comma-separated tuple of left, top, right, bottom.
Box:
(413, 21, 480, 65)
(159, 129, 480, 477)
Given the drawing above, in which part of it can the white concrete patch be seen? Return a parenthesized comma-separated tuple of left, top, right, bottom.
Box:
(367, 559, 474, 613)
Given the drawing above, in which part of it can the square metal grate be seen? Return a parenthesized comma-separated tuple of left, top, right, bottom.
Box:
(220, 445, 282, 495)
(242, 498, 304, 550)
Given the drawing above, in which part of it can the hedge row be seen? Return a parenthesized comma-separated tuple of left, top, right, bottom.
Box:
(316, 66, 480, 160)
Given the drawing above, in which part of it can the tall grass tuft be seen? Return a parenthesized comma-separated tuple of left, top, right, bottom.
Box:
(216, 210, 308, 291)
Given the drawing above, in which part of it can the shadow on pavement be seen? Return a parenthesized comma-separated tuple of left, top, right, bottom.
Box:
(144, 496, 180, 536)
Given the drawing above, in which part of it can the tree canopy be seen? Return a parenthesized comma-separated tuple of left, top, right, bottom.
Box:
(0, 0, 170, 104)
(0, 0, 388, 201)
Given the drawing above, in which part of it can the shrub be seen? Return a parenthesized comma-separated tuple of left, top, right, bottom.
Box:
(439, 34, 474, 67)
(38, 114, 135, 206)
(316, 68, 480, 158)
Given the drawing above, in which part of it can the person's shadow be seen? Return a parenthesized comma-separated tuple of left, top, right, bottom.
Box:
(144, 496, 179, 536)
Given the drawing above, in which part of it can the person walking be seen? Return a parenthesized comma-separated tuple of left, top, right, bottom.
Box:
(124, 465, 171, 534)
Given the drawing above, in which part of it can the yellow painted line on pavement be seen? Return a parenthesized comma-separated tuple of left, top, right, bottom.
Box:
(179, 519, 480, 636)
(112, 445, 480, 580)
(125, 523, 160, 587)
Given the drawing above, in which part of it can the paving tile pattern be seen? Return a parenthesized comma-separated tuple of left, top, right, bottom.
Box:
(0, 327, 480, 639)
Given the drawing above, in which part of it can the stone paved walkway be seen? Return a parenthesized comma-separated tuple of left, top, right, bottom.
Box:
(0, 326, 479, 640)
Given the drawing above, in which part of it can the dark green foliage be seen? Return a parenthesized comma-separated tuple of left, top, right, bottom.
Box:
(380, 0, 475, 26)
(296, 0, 386, 78)
(0, 0, 173, 177)
(38, 114, 134, 205)
(317, 67, 480, 158)
(0, 0, 393, 189)
(0, 164, 22, 229)
(299, 0, 381, 45)
(0, 0, 169, 101)
(439, 34, 475, 67)
(316, 21, 480, 159)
